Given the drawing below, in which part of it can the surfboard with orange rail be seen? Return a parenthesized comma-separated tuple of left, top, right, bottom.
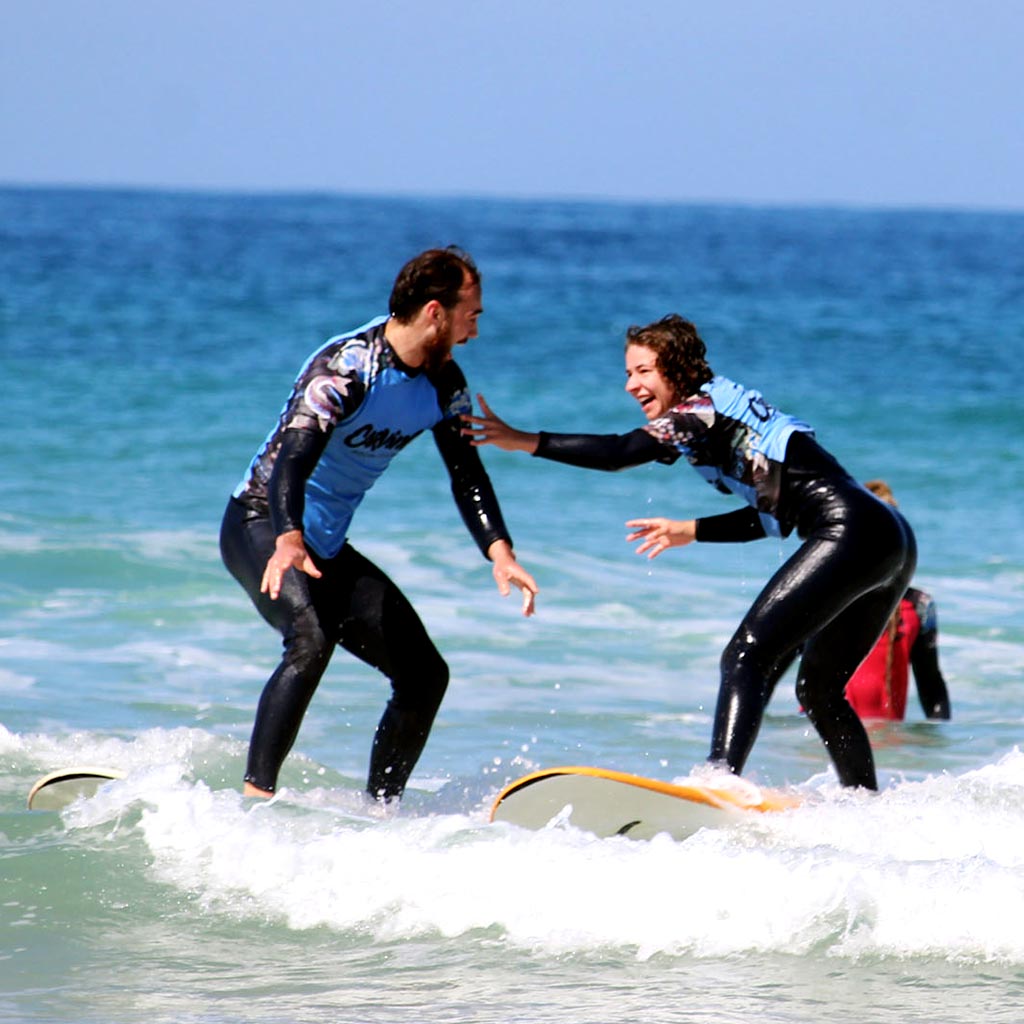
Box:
(490, 765, 802, 841)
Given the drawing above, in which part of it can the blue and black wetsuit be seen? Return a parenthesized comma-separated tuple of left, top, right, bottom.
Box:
(221, 317, 512, 799)
(533, 376, 916, 789)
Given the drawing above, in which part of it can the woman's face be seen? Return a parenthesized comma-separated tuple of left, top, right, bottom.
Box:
(625, 344, 679, 420)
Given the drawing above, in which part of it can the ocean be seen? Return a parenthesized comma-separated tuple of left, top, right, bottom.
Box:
(1, 186, 1023, 1023)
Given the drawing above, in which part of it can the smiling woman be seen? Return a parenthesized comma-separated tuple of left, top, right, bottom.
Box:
(464, 312, 917, 792)
(624, 315, 712, 418)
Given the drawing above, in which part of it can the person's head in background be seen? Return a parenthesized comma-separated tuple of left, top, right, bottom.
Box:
(865, 479, 897, 508)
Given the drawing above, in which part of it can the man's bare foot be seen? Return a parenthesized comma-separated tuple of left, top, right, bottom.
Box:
(243, 781, 274, 799)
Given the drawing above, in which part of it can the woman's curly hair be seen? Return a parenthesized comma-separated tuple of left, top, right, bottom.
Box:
(625, 314, 713, 397)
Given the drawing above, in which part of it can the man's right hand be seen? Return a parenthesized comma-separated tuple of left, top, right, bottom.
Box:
(260, 529, 322, 599)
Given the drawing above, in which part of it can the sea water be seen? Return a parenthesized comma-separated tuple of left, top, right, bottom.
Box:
(1, 187, 1023, 1023)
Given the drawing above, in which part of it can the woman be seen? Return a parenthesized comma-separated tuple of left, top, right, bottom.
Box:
(465, 314, 916, 788)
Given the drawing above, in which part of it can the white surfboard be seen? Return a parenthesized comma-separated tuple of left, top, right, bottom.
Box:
(490, 765, 801, 841)
(27, 766, 125, 811)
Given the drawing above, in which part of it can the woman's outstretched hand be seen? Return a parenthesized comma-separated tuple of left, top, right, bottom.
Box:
(625, 517, 697, 559)
(462, 394, 540, 454)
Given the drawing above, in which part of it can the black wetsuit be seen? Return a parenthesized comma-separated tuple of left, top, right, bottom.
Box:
(534, 378, 916, 789)
(221, 318, 512, 800)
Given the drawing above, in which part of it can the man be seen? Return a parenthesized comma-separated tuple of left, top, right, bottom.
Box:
(220, 247, 538, 802)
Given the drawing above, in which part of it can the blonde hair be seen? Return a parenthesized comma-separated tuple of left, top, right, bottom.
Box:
(865, 479, 897, 507)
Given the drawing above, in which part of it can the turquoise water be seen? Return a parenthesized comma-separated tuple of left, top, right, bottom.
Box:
(2, 187, 1024, 1022)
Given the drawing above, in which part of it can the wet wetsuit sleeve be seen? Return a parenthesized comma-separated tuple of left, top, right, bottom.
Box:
(267, 429, 328, 536)
(429, 360, 513, 558)
(694, 507, 767, 543)
(432, 417, 513, 558)
(533, 429, 668, 470)
(908, 590, 951, 719)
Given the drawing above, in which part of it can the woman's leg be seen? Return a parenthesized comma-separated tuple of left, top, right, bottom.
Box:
(796, 513, 916, 786)
(709, 490, 914, 787)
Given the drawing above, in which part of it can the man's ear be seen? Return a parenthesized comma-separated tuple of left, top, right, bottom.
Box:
(421, 299, 446, 333)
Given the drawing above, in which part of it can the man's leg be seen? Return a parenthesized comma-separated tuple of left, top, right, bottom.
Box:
(330, 545, 449, 802)
(220, 500, 335, 795)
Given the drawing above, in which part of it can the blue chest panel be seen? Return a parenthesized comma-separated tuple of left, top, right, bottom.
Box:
(304, 365, 444, 557)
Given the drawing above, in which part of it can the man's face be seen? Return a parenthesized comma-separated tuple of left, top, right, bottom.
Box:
(428, 276, 482, 369)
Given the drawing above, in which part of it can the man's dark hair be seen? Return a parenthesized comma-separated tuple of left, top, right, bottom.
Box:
(388, 246, 480, 322)
(625, 314, 714, 396)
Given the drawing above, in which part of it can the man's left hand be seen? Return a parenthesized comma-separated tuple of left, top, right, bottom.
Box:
(488, 540, 538, 617)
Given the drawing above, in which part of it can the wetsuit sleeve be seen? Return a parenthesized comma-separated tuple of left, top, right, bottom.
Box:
(428, 360, 513, 558)
(908, 589, 951, 719)
(432, 417, 513, 558)
(694, 507, 767, 543)
(533, 429, 669, 470)
(267, 429, 328, 536)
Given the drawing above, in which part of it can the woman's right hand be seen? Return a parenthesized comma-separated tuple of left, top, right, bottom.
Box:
(625, 517, 697, 559)
(462, 393, 540, 453)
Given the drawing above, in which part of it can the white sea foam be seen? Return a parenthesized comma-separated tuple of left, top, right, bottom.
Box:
(5, 190, 1024, 1024)
(51, 742, 1024, 966)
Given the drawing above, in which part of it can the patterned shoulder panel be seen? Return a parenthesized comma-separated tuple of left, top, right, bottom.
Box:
(643, 393, 728, 481)
(281, 328, 382, 433)
(643, 393, 716, 450)
(232, 321, 388, 507)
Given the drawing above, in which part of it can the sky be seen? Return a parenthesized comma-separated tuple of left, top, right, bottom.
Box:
(3, 1, 1023, 211)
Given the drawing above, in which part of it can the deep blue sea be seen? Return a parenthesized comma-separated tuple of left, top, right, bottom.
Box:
(2, 186, 1024, 1023)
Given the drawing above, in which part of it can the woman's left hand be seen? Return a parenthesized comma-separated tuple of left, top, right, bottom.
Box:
(462, 394, 540, 454)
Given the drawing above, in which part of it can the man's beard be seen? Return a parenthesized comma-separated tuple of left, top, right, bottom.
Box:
(423, 321, 454, 373)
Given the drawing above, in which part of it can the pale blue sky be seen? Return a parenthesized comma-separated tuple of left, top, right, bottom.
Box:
(3, 1, 1022, 210)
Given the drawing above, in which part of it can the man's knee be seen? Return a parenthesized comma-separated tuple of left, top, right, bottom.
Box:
(394, 650, 449, 714)
(416, 651, 449, 709)
(282, 606, 332, 678)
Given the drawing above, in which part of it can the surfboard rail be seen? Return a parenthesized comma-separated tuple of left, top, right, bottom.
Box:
(489, 765, 802, 841)
(491, 765, 799, 819)
(27, 766, 125, 811)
